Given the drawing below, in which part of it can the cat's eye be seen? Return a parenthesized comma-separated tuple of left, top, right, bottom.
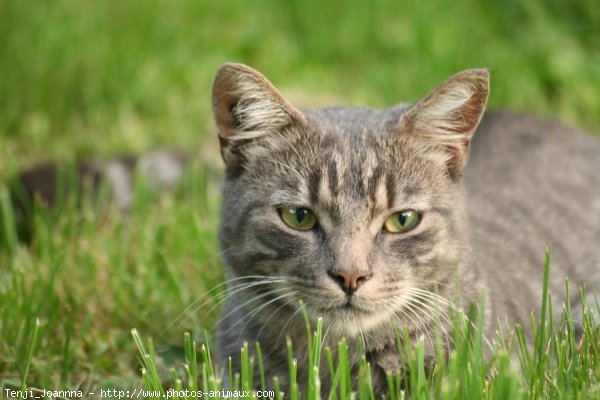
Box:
(279, 207, 317, 231)
(383, 210, 420, 233)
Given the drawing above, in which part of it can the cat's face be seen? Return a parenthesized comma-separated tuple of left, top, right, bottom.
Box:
(213, 64, 489, 338)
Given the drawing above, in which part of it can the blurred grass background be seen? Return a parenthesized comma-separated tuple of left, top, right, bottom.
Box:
(1, 0, 599, 393)
(1, 0, 600, 175)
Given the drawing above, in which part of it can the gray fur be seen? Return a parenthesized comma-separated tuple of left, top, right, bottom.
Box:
(11, 150, 190, 241)
(14, 150, 189, 211)
(212, 63, 600, 394)
(466, 111, 600, 336)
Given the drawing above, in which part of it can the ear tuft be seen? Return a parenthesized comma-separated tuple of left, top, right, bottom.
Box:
(212, 63, 304, 168)
(402, 69, 490, 178)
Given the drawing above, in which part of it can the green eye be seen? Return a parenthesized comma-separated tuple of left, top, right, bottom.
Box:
(383, 210, 420, 233)
(279, 207, 317, 231)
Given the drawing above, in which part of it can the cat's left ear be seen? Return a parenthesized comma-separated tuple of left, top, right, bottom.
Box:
(400, 69, 490, 179)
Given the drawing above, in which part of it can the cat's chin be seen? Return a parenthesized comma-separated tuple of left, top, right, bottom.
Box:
(316, 306, 392, 339)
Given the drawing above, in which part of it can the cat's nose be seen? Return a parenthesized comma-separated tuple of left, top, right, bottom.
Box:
(327, 270, 371, 296)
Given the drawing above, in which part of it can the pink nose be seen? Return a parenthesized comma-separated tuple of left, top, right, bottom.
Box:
(327, 270, 371, 295)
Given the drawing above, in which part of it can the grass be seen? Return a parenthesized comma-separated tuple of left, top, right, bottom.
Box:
(1, 0, 600, 398)
(1, 0, 600, 171)
(133, 254, 600, 399)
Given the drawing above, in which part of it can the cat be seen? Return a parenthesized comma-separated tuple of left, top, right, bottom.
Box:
(212, 63, 600, 394)
(8, 150, 189, 241)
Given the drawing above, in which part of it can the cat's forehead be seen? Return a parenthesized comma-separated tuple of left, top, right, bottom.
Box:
(303, 105, 403, 137)
(299, 105, 418, 169)
(256, 106, 445, 223)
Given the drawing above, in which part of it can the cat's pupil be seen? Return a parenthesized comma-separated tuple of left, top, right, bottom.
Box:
(398, 212, 409, 226)
(295, 208, 308, 223)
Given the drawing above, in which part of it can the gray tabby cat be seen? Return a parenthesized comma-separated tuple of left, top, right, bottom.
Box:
(212, 63, 600, 393)
(9, 151, 189, 241)
(14, 150, 189, 211)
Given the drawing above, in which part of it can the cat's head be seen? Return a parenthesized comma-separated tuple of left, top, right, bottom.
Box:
(213, 63, 489, 338)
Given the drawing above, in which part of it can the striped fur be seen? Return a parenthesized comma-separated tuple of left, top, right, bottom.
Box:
(10, 150, 189, 241)
(212, 63, 600, 394)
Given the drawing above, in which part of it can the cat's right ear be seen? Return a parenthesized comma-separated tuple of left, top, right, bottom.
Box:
(212, 63, 305, 169)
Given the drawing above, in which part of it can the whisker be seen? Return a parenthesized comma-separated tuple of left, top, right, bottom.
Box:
(229, 292, 300, 341)
(221, 287, 288, 328)
(163, 274, 265, 335)
(210, 285, 291, 328)
(402, 292, 454, 350)
(404, 288, 455, 327)
(406, 287, 494, 351)
(274, 303, 305, 349)
(255, 293, 303, 339)
(165, 276, 289, 334)
(392, 298, 435, 353)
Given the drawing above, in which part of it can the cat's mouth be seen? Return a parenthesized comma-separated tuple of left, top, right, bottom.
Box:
(314, 302, 390, 338)
(316, 297, 374, 315)
(305, 292, 388, 335)
(341, 298, 367, 312)
(342, 301, 356, 309)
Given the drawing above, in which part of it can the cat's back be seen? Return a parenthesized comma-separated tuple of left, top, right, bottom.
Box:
(464, 111, 600, 329)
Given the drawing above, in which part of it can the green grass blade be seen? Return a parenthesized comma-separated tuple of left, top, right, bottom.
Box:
(0, 185, 18, 253)
(19, 318, 40, 393)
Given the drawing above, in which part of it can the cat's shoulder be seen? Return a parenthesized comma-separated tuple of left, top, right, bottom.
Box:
(469, 110, 600, 173)
(473, 110, 600, 153)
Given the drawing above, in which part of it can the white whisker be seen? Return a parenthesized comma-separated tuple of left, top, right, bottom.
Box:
(165, 276, 289, 335)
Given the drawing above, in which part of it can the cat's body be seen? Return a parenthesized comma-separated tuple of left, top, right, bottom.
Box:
(14, 150, 189, 210)
(8, 150, 189, 240)
(466, 111, 600, 334)
(212, 63, 600, 395)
